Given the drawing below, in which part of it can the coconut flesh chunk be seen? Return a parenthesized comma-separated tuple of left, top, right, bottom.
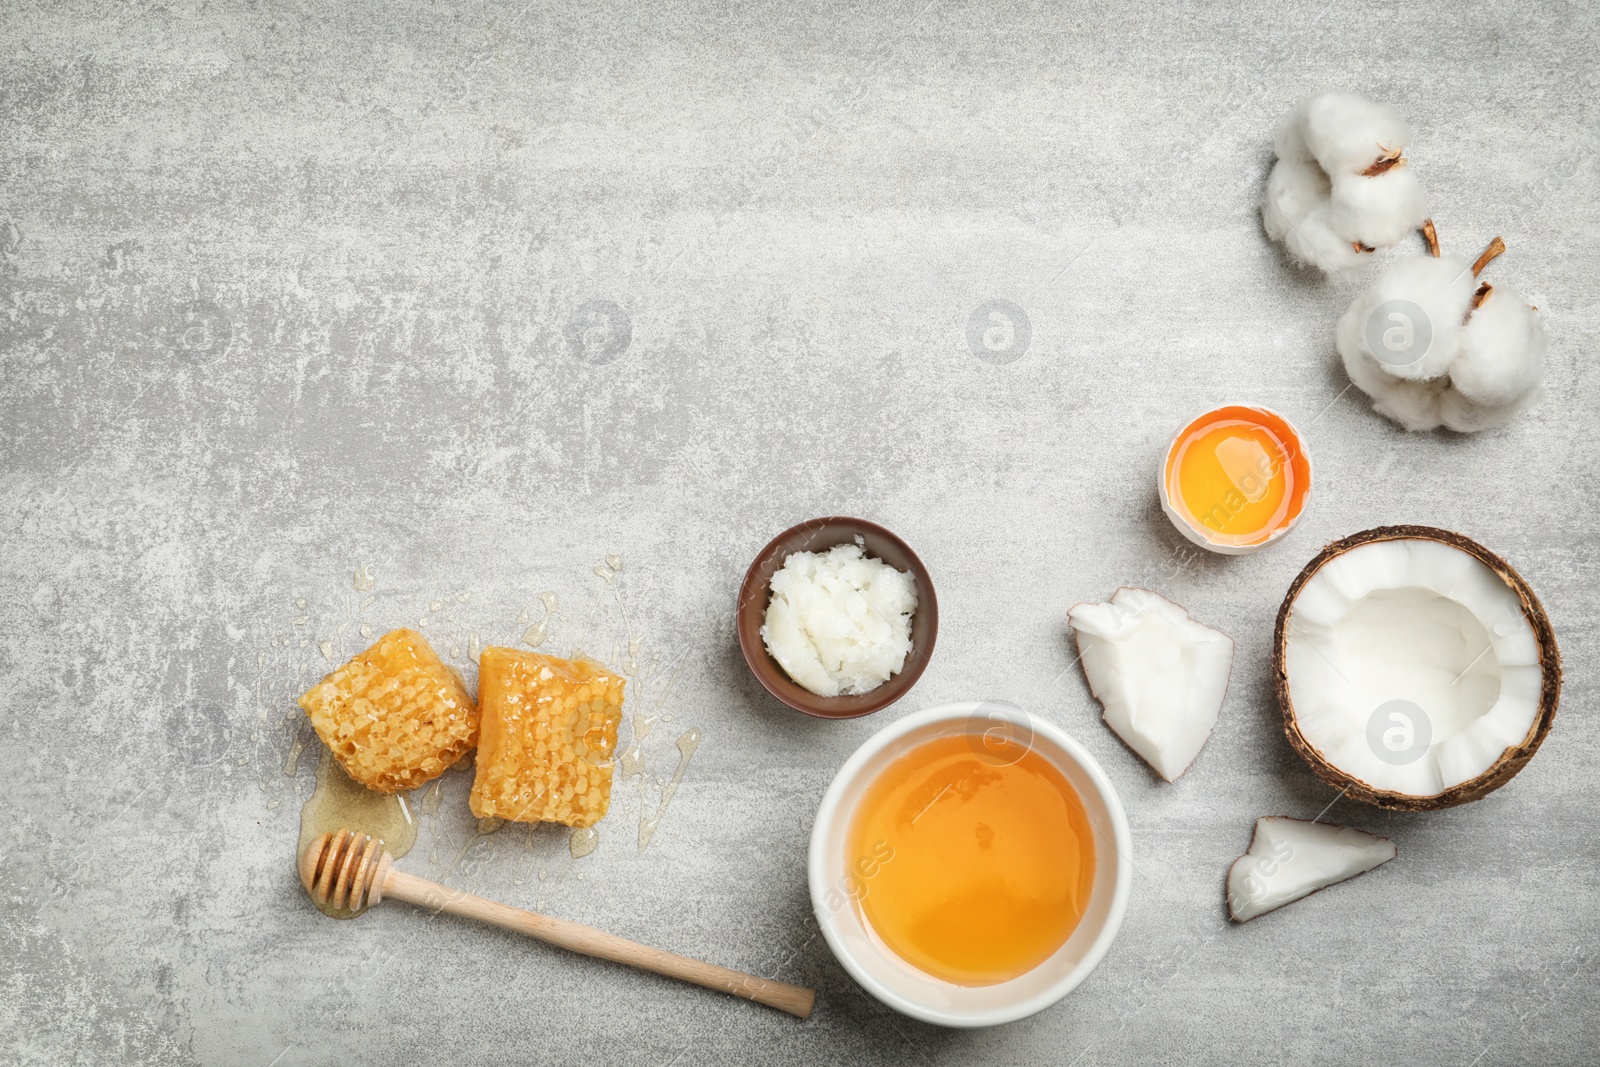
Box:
(1068, 588, 1233, 782)
(1227, 817, 1396, 922)
(1282, 537, 1543, 799)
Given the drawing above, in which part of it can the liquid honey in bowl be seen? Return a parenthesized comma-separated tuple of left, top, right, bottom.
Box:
(844, 734, 1096, 986)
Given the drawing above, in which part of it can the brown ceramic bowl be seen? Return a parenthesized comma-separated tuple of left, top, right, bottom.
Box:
(736, 517, 938, 719)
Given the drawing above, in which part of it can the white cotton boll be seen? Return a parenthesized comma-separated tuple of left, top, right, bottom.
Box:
(1440, 388, 1536, 435)
(1267, 175, 1369, 273)
(1261, 92, 1427, 276)
(1335, 255, 1475, 382)
(1372, 379, 1450, 432)
(1340, 345, 1449, 431)
(1271, 100, 1315, 162)
(1436, 291, 1546, 432)
(1302, 92, 1413, 176)
(1263, 157, 1328, 238)
(1261, 154, 1354, 275)
(1439, 388, 1534, 433)
(1337, 244, 1547, 433)
(1452, 288, 1547, 407)
(1336, 314, 1395, 396)
(1295, 205, 1371, 274)
(1328, 166, 1428, 249)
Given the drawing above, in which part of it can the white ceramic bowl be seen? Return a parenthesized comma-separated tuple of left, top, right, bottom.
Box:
(808, 702, 1132, 1028)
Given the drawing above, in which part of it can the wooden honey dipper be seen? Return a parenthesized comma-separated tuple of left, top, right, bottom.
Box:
(300, 828, 815, 1019)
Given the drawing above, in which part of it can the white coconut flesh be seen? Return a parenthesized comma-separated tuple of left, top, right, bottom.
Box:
(1228, 817, 1396, 922)
(1283, 538, 1541, 797)
(1068, 588, 1234, 782)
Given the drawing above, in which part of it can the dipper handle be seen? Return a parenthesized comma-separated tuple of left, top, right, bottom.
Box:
(300, 829, 814, 1020)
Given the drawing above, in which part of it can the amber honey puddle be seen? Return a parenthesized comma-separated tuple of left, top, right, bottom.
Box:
(298, 750, 417, 918)
(845, 735, 1096, 986)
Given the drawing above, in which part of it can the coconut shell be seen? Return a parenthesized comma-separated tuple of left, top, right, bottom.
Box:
(1273, 525, 1561, 812)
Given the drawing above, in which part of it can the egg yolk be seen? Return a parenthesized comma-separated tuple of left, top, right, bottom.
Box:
(845, 735, 1096, 986)
(1169, 412, 1302, 545)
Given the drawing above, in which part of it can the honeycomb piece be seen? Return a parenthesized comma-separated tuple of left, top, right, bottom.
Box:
(469, 647, 624, 827)
(298, 628, 478, 794)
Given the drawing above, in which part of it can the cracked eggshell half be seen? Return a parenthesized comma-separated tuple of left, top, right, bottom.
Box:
(1159, 404, 1313, 556)
(1274, 526, 1560, 811)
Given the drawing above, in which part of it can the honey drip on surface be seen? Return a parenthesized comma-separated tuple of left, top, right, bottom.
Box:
(638, 728, 700, 851)
(569, 826, 599, 859)
(617, 741, 644, 779)
(282, 733, 307, 776)
(419, 777, 445, 816)
(298, 749, 416, 919)
(522, 592, 560, 648)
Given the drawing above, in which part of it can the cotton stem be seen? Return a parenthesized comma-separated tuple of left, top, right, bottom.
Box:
(1421, 219, 1440, 257)
(1471, 237, 1506, 278)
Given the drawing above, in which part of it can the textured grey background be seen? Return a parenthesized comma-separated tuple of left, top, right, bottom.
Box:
(2, 0, 1597, 1064)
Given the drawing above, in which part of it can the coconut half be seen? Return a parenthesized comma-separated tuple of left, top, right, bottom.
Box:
(1068, 588, 1234, 782)
(1275, 526, 1560, 811)
(1227, 817, 1396, 922)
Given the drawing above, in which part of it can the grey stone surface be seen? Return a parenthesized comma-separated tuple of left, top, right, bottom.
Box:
(3, 0, 1597, 1063)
